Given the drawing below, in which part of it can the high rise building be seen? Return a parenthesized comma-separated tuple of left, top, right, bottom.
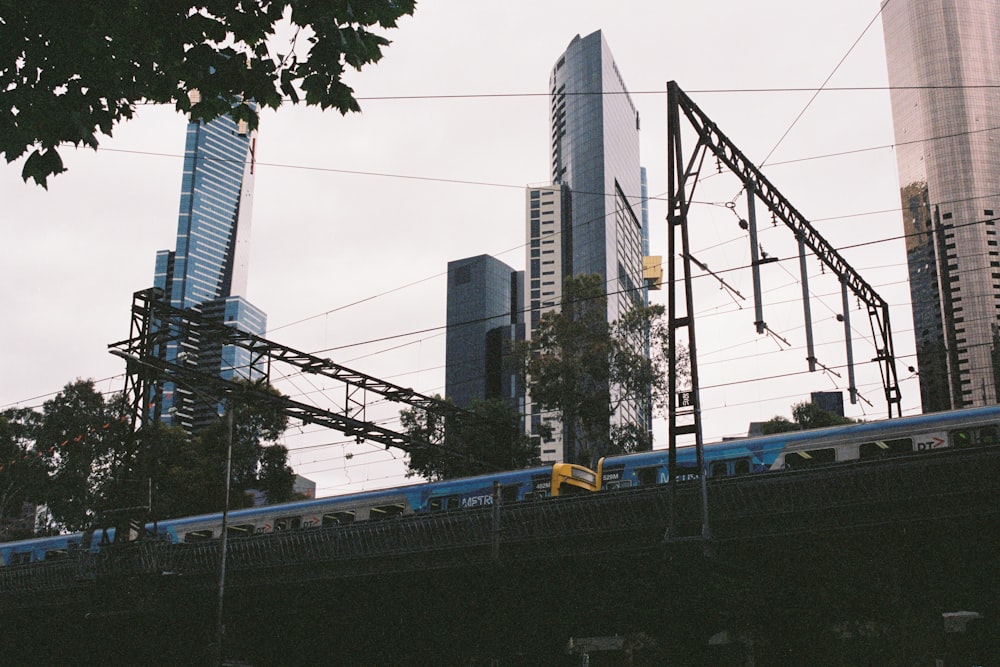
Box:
(445, 255, 524, 414)
(151, 109, 267, 432)
(526, 30, 648, 462)
(882, 0, 1000, 411)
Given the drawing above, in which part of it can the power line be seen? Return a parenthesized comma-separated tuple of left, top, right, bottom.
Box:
(343, 83, 1000, 102)
(757, 1, 890, 169)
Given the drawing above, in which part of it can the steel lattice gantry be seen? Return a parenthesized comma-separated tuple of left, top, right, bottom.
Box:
(108, 288, 489, 508)
(665, 81, 902, 522)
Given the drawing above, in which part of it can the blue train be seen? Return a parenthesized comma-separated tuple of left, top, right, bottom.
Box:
(0, 461, 597, 566)
(596, 404, 1000, 489)
(3, 405, 999, 566)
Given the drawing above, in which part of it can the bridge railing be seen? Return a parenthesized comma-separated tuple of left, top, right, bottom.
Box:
(1, 447, 999, 607)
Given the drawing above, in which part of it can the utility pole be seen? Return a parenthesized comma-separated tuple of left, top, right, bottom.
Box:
(215, 407, 233, 666)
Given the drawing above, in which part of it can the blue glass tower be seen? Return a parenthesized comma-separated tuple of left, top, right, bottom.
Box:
(526, 30, 648, 463)
(152, 110, 267, 432)
(445, 255, 524, 415)
(549, 30, 644, 323)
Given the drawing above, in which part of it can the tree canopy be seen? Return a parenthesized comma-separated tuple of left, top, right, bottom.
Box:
(401, 397, 539, 481)
(0, 408, 46, 539)
(759, 401, 856, 435)
(1, 0, 416, 186)
(517, 273, 678, 466)
(154, 380, 297, 518)
(0, 378, 298, 533)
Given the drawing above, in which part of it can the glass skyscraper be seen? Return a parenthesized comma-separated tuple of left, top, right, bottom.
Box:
(526, 30, 648, 463)
(445, 255, 524, 413)
(882, 0, 1000, 410)
(152, 110, 267, 432)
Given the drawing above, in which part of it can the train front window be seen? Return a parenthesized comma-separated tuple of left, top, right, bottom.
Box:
(557, 481, 589, 496)
(710, 461, 727, 478)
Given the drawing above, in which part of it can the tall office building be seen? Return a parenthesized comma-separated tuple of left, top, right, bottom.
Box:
(151, 108, 267, 432)
(882, 0, 1000, 411)
(526, 30, 648, 462)
(445, 255, 524, 414)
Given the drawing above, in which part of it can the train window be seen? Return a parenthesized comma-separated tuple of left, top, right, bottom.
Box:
(322, 510, 355, 526)
(275, 516, 301, 531)
(733, 459, 751, 476)
(859, 438, 912, 460)
(710, 461, 728, 478)
(184, 529, 214, 543)
(951, 429, 973, 447)
(369, 503, 406, 521)
(44, 548, 69, 561)
(429, 496, 460, 512)
(953, 425, 1000, 447)
(227, 524, 255, 538)
(637, 467, 658, 486)
(9, 552, 31, 566)
(784, 448, 836, 469)
(500, 484, 519, 504)
(557, 482, 589, 496)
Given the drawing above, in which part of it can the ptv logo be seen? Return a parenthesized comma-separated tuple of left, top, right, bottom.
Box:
(915, 435, 946, 451)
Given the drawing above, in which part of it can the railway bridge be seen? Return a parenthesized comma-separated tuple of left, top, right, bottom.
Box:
(2, 445, 998, 665)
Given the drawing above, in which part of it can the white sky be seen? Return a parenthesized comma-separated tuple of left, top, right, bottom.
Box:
(0, 1, 915, 497)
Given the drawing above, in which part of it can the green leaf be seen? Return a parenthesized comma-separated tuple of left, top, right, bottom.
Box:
(21, 147, 65, 188)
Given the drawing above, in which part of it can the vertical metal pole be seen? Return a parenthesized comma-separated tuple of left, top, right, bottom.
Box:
(491, 481, 501, 562)
(666, 81, 710, 543)
(745, 180, 766, 334)
(666, 83, 681, 535)
(841, 280, 858, 405)
(798, 234, 817, 372)
(683, 198, 711, 544)
(216, 407, 233, 666)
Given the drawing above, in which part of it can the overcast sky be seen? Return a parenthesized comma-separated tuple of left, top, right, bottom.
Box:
(0, 1, 913, 496)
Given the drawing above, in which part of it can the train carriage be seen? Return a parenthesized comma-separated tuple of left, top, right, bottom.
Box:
(0, 462, 598, 565)
(596, 404, 1000, 490)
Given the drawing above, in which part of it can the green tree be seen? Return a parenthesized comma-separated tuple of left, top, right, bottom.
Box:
(0, 408, 46, 539)
(33, 380, 127, 531)
(2, 1, 416, 186)
(138, 420, 214, 521)
(24, 378, 296, 529)
(401, 397, 538, 481)
(760, 400, 856, 435)
(516, 274, 676, 466)
(153, 380, 295, 518)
